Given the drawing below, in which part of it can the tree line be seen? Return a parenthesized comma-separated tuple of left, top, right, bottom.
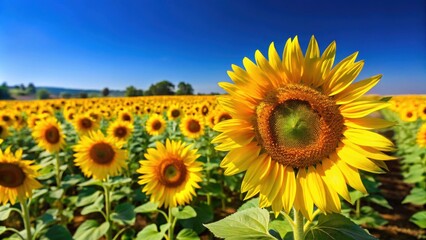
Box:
(124, 80, 194, 97)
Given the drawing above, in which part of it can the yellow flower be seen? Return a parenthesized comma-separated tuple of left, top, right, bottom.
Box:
(212, 36, 395, 220)
(0, 147, 42, 205)
(180, 115, 205, 139)
(73, 131, 127, 180)
(400, 106, 418, 122)
(118, 110, 133, 123)
(146, 114, 167, 136)
(167, 104, 183, 121)
(137, 139, 203, 208)
(107, 120, 134, 142)
(32, 118, 66, 153)
(73, 114, 99, 135)
(0, 123, 9, 140)
(417, 124, 426, 148)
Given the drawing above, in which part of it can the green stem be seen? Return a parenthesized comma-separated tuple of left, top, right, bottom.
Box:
(20, 200, 32, 240)
(303, 209, 321, 232)
(355, 199, 361, 218)
(112, 226, 130, 240)
(280, 211, 295, 229)
(293, 209, 304, 240)
(103, 184, 112, 240)
(168, 208, 174, 240)
(5, 228, 25, 240)
(54, 152, 64, 224)
(206, 155, 211, 206)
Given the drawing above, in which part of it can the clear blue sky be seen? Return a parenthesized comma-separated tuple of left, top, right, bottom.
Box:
(0, 0, 425, 94)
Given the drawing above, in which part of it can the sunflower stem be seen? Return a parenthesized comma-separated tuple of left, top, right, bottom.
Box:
(20, 200, 32, 240)
(293, 209, 304, 240)
(206, 155, 211, 206)
(280, 211, 295, 229)
(103, 183, 113, 240)
(168, 207, 175, 240)
(355, 199, 361, 218)
(54, 152, 64, 224)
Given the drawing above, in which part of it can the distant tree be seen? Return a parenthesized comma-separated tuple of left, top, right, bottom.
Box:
(146, 80, 175, 95)
(27, 83, 36, 94)
(102, 87, 110, 97)
(37, 89, 50, 99)
(20, 84, 26, 91)
(176, 82, 194, 95)
(125, 86, 143, 97)
(79, 92, 88, 98)
(60, 92, 72, 99)
(0, 83, 12, 100)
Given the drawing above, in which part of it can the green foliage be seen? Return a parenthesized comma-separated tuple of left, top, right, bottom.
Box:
(145, 80, 175, 95)
(136, 223, 170, 240)
(102, 87, 110, 97)
(0, 82, 13, 99)
(176, 82, 194, 95)
(125, 85, 144, 97)
(304, 213, 377, 240)
(204, 207, 276, 239)
(73, 220, 110, 240)
(410, 211, 426, 228)
(37, 89, 51, 99)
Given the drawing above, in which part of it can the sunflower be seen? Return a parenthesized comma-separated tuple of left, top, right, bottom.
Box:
(0, 112, 14, 127)
(73, 114, 99, 135)
(400, 106, 418, 122)
(73, 131, 127, 180)
(118, 110, 133, 123)
(32, 117, 66, 153)
(214, 110, 232, 125)
(0, 123, 9, 140)
(0, 147, 42, 205)
(180, 115, 205, 139)
(137, 139, 203, 208)
(417, 124, 426, 148)
(146, 114, 167, 136)
(107, 120, 134, 142)
(212, 36, 395, 220)
(167, 105, 183, 121)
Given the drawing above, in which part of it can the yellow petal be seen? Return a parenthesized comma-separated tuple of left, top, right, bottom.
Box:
(344, 117, 395, 130)
(336, 143, 385, 174)
(328, 61, 364, 96)
(342, 138, 397, 161)
(293, 168, 314, 221)
(335, 74, 382, 104)
(340, 101, 390, 118)
(321, 158, 351, 202)
(316, 165, 341, 213)
(344, 128, 395, 151)
(306, 166, 327, 212)
(331, 154, 367, 194)
(282, 166, 296, 213)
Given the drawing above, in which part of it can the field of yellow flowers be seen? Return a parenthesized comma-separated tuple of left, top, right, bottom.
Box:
(0, 94, 424, 240)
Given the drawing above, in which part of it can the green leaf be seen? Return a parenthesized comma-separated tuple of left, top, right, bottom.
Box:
(41, 225, 72, 240)
(79, 179, 102, 187)
(269, 220, 293, 239)
(204, 207, 275, 239)
(352, 206, 387, 227)
(349, 190, 365, 205)
(76, 190, 102, 207)
(111, 202, 135, 225)
(238, 198, 259, 211)
(172, 206, 197, 220)
(73, 220, 110, 240)
(305, 213, 377, 240)
(402, 187, 426, 205)
(379, 96, 392, 102)
(0, 204, 12, 221)
(410, 211, 426, 228)
(176, 228, 199, 240)
(0, 226, 6, 235)
(134, 202, 159, 213)
(180, 203, 214, 234)
(81, 195, 104, 215)
(136, 223, 170, 240)
(31, 189, 48, 200)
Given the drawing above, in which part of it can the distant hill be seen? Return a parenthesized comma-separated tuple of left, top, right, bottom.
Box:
(35, 86, 125, 97)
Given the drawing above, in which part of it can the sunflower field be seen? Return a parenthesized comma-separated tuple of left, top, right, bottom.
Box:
(0, 37, 425, 240)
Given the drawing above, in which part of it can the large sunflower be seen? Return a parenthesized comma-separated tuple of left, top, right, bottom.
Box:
(212, 36, 395, 220)
(180, 115, 205, 139)
(73, 131, 127, 180)
(32, 118, 66, 153)
(146, 114, 167, 136)
(107, 120, 134, 142)
(0, 147, 42, 205)
(137, 139, 203, 208)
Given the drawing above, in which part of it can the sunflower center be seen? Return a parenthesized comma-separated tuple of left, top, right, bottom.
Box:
(0, 126, 3, 134)
(201, 106, 209, 115)
(0, 163, 26, 188)
(187, 120, 201, 133)
(158, 159, 187, 187)
(2, 116, 10, 122)
(81, 118, 93, 129)
(218, 113, 231, 123)
(45, 126, 60, 144)
(89, 142, 115, 164)
(114, 126, 127, 138)
(254, 84, 344, 168)
(122, 114, 131, 121)
(152, 120, 162, 131)
(171, 109, 181, 118)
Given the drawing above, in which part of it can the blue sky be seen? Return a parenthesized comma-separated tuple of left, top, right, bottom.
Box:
(0, 0, 425, 94)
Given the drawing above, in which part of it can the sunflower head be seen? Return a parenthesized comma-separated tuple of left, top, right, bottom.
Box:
(167, 105, 183, 120)
(146, 114, 167, 136)
(119, 110, 133, 123)
(137, 139, 203, 208)
(180, 115, 205, 139)
(74, 114, 100, 135)
(212, 36, 394, 220)
(107, 120, 134, 142)
(0, 147, 42, 205)
(73, 131, 127, 180)
(32, 117, 66, 153)
(0, 123, 9, 140)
